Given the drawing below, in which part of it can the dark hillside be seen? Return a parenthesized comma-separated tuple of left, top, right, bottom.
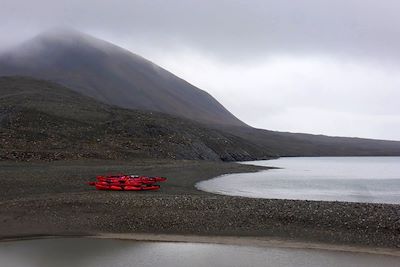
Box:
(0, 76, 273, 161)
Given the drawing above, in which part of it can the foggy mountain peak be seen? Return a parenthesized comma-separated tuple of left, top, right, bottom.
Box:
(0, 29, 246, 126)
(10, 28, 128, 57)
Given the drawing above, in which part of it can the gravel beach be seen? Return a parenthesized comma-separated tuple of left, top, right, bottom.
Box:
(0, 159, 399, 249)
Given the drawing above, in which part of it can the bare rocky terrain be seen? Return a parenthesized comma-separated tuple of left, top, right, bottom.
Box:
(0, 76, 273, 162)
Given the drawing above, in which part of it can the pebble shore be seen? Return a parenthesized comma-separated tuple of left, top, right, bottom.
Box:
(0, 160, 399, 248)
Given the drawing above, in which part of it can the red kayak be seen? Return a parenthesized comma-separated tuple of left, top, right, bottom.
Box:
(88, 174, 167, 191)
(95, 184, 161, 191)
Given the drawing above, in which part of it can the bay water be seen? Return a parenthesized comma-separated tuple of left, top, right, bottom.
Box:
(196, 157, 400, 204)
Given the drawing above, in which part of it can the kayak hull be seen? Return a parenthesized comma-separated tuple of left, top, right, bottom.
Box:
(95, 184, 160, 191)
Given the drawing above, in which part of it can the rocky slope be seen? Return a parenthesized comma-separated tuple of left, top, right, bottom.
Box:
(0, 76, 272, 161)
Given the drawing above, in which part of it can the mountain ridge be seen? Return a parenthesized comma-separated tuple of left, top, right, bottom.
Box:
(0, 29, 246, 127)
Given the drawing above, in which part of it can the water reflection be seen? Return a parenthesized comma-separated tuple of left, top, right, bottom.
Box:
(0, 238, 399, 267)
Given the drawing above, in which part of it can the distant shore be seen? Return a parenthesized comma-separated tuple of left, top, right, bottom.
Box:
(0, 159, 399, 250)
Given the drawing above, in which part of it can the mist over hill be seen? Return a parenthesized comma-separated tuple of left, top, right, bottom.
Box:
(0, 29, 245, 127)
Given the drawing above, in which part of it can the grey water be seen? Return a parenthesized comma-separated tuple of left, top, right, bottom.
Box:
(196, 157, 400, 204)
(0, 238, 398, 267)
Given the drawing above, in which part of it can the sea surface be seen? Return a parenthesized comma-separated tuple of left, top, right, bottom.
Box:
(196, 157, 400, 204)
(0, 238, 398, 267)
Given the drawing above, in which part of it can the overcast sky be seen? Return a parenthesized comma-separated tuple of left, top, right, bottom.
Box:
(1, 0, 400, 140)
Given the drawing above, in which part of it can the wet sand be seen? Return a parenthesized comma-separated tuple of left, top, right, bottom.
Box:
(0, 159, 399, 250)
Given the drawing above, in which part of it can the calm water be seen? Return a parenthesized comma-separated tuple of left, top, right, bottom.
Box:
(196, 157, 400, 204)
(0, 238, 398, 267)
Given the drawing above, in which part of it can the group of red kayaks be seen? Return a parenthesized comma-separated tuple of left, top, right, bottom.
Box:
(88, 174, 167, 191)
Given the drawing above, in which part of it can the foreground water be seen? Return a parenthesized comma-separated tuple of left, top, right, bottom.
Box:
(197, 157, 400, 204)
(0, 238, 398, 267)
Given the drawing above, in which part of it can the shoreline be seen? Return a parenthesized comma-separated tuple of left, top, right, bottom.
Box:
(97, 233, 400, 257)
(1, 233, 400, 257)
(0, 159, 399, 251)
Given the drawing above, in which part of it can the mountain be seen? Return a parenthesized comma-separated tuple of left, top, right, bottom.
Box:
(1, 29, 400, 158)
(0, 29, 245, 127)
(0, 76, 272, 161)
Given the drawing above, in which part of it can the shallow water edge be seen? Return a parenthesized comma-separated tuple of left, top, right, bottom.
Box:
(2, 233, 400, 257)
